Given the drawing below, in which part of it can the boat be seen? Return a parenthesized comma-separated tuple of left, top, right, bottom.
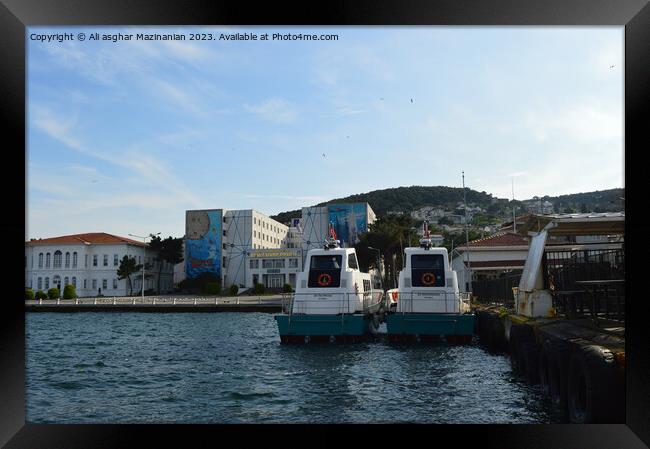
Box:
(275, 224, 384, 343)
(385, 221, 474, 343)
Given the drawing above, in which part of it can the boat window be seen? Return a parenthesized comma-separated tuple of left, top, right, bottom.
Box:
(411, 254, 445, 287)
(308, 255, 342, 288)
(310, 255, 342, 270)
(347, 253, 359, 270)
(411, 255, 444, 269)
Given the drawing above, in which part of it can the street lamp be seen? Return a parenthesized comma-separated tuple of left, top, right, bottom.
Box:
(129, 232, 160, 302)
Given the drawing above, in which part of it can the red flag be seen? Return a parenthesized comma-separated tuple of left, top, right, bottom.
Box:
(424, 221, 430, 238)
(329, 223, 337, 240)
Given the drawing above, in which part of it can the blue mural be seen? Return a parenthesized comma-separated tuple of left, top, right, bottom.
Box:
(327, 203, 368, 246)
(185, 209, 222, 279)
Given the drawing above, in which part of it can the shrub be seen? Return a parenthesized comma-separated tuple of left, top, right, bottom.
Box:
(63, 284, 77, 299)
(203, 281, 221, 295)
(35, 290, 47, 300)
(229, 284, 239, 296)
(144, 288, 155, 296)
(47, 288, 60, 299)
(253, 283, 265, 294)
(283, 283, 293, 293)
(25, 288, 34, 300)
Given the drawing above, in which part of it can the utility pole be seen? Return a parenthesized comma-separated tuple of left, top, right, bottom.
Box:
(512, 178, 517, 233)
(462, 171, 471, 293)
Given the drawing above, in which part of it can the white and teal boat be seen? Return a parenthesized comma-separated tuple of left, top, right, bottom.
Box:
(275, 227, 384, 343)
(385, 222, 474, 343)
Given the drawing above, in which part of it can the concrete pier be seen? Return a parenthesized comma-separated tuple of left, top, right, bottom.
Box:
(25, 295, 284, 313)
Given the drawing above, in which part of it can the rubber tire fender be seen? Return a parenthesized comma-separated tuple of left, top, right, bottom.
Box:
(545, 338, 572, 409)
(566, 345, 625, 423)
(520, 341, 541, 385)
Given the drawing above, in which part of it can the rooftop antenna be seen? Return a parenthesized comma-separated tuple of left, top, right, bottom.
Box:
(462, 170, 471, 293)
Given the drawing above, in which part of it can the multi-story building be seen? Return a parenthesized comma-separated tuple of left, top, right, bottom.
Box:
(183, 203, 376, 290)
(246, 248, 303, 289)
(25, 233, 174, 297)
(184, 209, 290, 289)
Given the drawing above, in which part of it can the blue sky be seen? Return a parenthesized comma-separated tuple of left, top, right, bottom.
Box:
(27, 26, 623, 240)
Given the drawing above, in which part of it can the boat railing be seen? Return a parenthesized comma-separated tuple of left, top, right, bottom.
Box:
(394, 291, 466, 314)
(281, 291, 384, 316)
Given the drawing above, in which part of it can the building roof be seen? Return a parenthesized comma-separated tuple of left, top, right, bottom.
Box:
(26, 233, 147, 247)
(517, 212, 625, 236)
(465, 232, 529, 247)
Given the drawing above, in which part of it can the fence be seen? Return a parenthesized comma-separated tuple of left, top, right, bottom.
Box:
(471, 274, 521, 308)
(470, 246, 625, 320)
(543, 247, 625, 321)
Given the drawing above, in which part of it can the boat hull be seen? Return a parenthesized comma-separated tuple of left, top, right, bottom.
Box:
(275, 314, 372, 343)
(386, 312, 475, 343)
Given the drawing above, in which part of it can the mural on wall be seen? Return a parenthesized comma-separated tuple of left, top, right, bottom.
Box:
(328, 203, 368, 246)
(185, 209, 222, 279)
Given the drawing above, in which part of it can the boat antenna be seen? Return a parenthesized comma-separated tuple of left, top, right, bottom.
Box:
(462, 170, 471, 293)
(419, 220, 432, 249)
(324, 222, 340, 249)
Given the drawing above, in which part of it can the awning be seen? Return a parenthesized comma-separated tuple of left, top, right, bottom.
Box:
(517, 212, 625, 237)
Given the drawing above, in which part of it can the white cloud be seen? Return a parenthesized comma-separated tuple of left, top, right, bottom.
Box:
(244, 98, 298, 124)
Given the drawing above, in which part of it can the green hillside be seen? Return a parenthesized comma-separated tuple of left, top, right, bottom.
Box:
(270, 186, 624, 224)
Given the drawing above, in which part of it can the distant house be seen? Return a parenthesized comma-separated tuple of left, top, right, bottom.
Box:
(451, 232, 531, 293)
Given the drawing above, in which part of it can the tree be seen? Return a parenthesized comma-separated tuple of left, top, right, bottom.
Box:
(354, 214, 421, 289)
(148, 235, 184, 293)
(63, 284, 77, 299)
(25, 288, 34, 300)
(117, 255, 140, 296)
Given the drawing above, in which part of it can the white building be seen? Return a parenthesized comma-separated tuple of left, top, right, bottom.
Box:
(184, 209, 289, 289)
(25, 233, 174, 297)
(183, 203, 376, 290)
(246, 248, 303, 289)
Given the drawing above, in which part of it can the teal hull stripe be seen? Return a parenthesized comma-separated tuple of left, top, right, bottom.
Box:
(275, 314, 369, 336)
(386, 313, 475, 336)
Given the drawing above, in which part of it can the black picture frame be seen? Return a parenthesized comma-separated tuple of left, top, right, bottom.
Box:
(2, 1, 648, 447)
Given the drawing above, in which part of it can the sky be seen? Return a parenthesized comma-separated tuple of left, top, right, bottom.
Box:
(27, 26, 624, 240)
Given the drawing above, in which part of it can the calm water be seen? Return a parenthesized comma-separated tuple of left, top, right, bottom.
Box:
(26, 312, 566, 423)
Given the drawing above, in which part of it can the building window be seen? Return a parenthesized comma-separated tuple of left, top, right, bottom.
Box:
(65, 252, 70, 268)
(138, 256, 141, 264)
(289, 258, 298, 268)
(84, 279, 87, 289)
(85, 254, 88, 267)
(113, 279, 118, 289)
(73, 252, 78, 268)
(92, 279, 97, 289)
(262, 259, 272, 269)
(274, 259, 285, 268)
(45, 277, 50, 289)
(64, 276, 69, 286)
(53, 251, 62, 268)
(223, 243, 227, 250)
(72, 277, 77, 288)
(250, 259, 259, 269)
(223, 257, 228, 268)
(102, 279, 108, 290)
(114, 254, 118, 266)
(46, 253, 51, 268)
(37, 277, 42, 290)
(93, 255, 98, 266)
(38, 253, 43, 268)
(103, 255, 108, 266)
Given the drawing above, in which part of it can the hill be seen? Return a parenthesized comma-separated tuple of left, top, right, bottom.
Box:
(270, 186, 624, 224)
